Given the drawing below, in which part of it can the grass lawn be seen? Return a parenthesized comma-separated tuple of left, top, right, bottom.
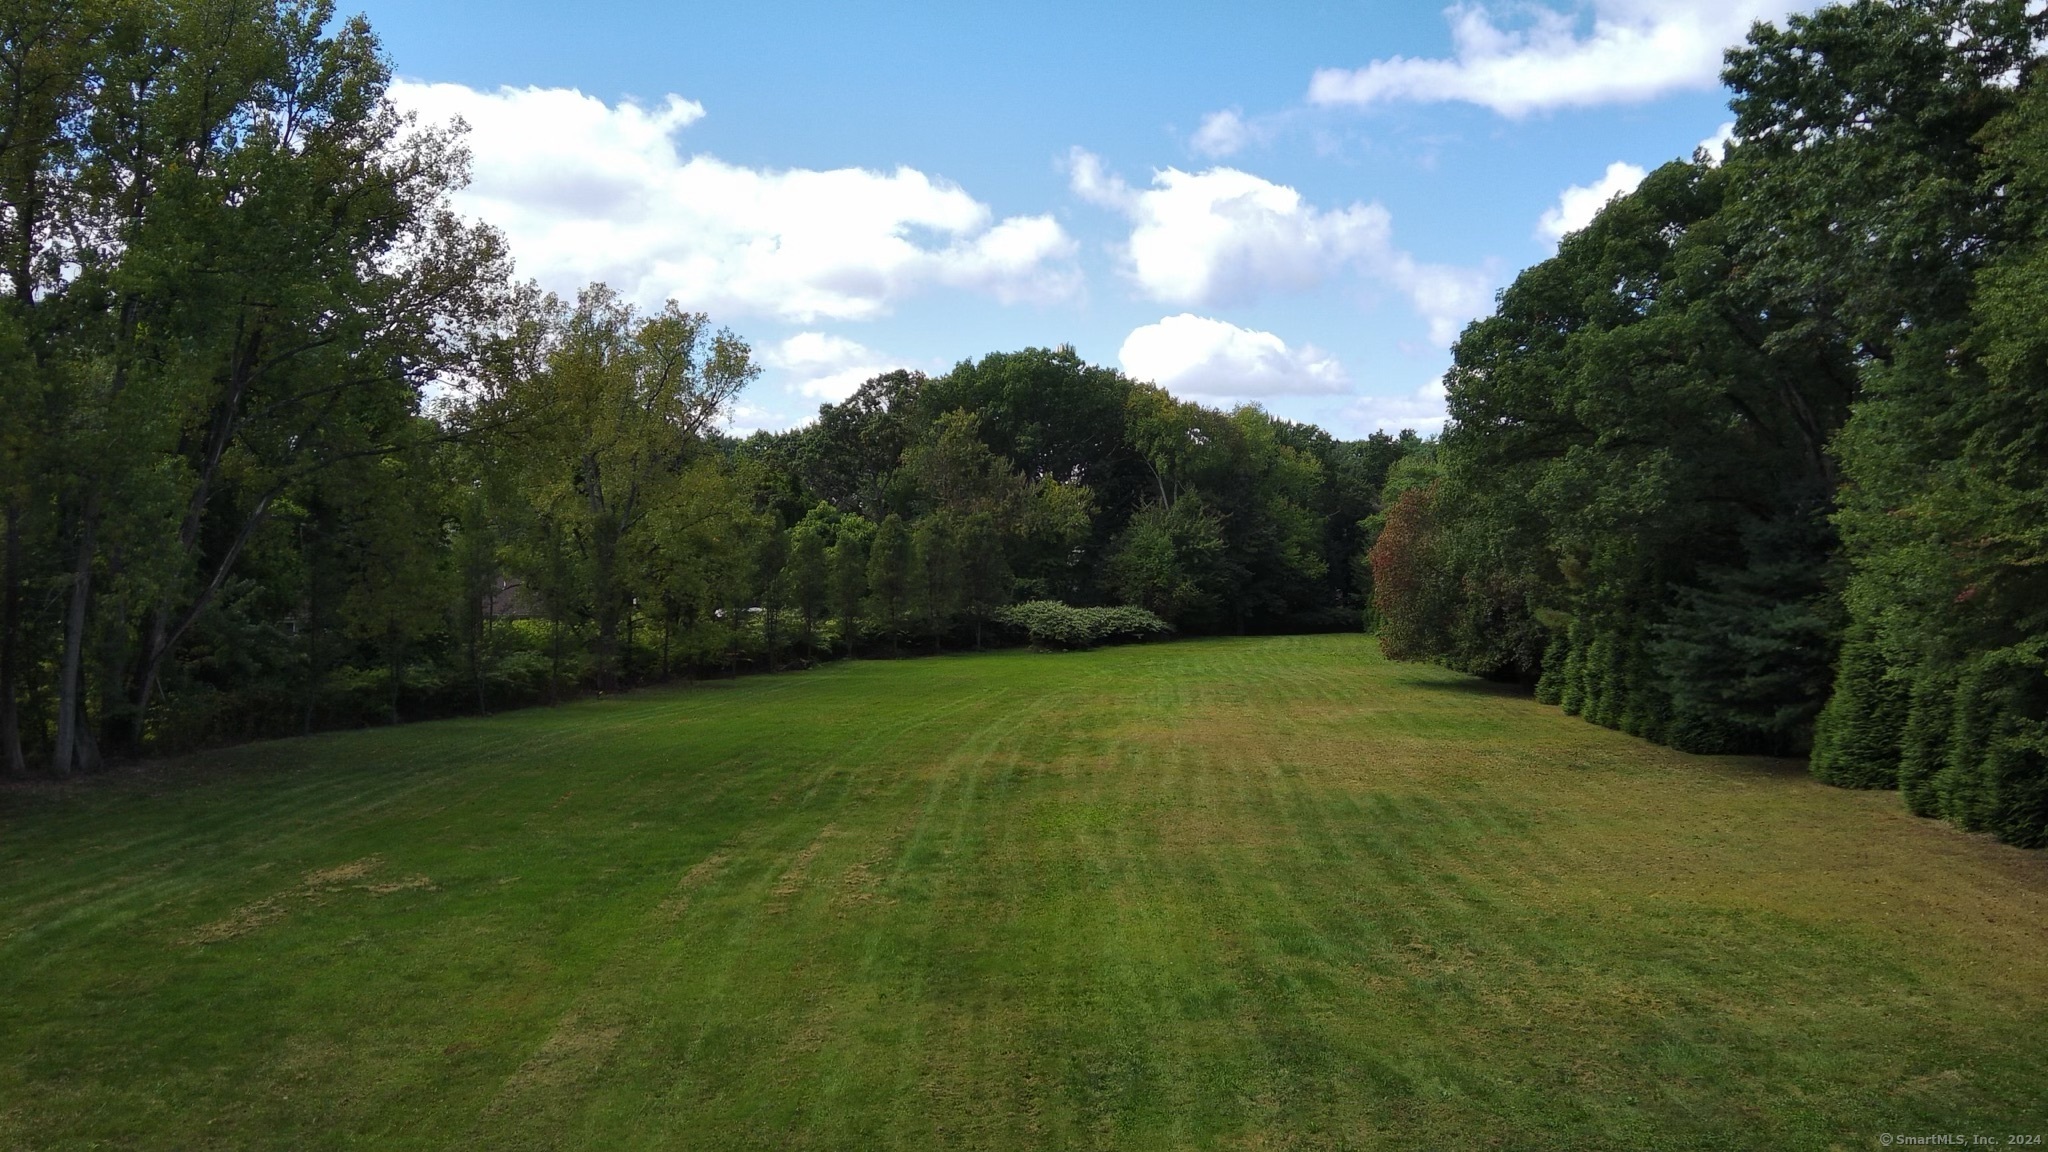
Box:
(3, 635, 2045, 1150)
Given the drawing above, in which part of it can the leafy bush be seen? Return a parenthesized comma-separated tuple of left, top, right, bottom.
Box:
(991, 601, 1172, 650)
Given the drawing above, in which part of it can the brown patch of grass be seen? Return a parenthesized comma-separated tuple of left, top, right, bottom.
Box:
(362, 876, 435, 896)
(303, 857, 382, 888)
(766, 827, 834, 913)
(490, 1013, 625, 1106)
(185, 895, 293, 945)
(834, 859, 887, 910)
(185, 856, 433, 944)
(657, 852, 729, 920)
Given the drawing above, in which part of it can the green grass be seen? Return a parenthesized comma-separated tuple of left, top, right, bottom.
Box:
(3, 636, 2045, 1150)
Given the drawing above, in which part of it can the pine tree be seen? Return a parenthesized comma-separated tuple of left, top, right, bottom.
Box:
(865, 514, 910, 653)
(909, 515, 961, 651)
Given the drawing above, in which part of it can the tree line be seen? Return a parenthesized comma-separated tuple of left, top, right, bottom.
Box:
(1369, 0, 2048, 848)
(0, 0, 1416, 775)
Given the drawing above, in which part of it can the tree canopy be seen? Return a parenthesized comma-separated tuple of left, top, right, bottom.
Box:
(1369, 0, 2048, 847)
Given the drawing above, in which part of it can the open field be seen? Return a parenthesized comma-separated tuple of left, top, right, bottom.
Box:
(3, 635, 2045, 1149)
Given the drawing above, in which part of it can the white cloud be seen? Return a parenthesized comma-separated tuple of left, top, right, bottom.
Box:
(1308, 0, 1799, 118)
(1191, 109, 1253, 158)
(390, 81, 1080, 322)
(763, 332, 902, 402)
(1118, 166, 1389, 306)
(1069, 149, 1388, 306)
(1384, 259, 1495, 345)
(1537, 161, 1647, 243)
(1120, 315, 1350, 401)
(1070, 150, 1491, 345)
(1343, 377, 1452, 436)
(725, 401, 808, 438)
(1067, 148, 1136, 211)
(1696, 120, 1737, 164)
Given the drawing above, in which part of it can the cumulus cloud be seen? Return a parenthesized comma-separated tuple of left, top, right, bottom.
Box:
(1119, 315, 1350, 400)
(1537, 160, 1647, 243)
(1070, 149, 1491, 345)
(1308, 0, 1799, 118)
(1068, 149, 1389, 305)
(390, 81, 1080, 322)
(763, 331, 903, 403)
(1191, 109, 1254, 158)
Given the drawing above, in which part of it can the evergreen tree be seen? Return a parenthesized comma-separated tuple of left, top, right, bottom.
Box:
(866, 514, 912, 653)
(909, 515, 962, 651)
(829, 520, 872, 657)
(957, 512, 1014, 649)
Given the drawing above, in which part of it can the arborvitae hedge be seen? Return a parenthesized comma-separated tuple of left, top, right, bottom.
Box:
(1897, 674, 1958, 820)
(1809, 626, 1906, 789)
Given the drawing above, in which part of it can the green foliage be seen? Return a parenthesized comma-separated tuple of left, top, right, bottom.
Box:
(1652, 512, 1840, 755)
(955, 510, 1013, 648)
(782, 512, 833, 654)
(908, 514, 962, 646)
(1352, 0, 2048, 844)
(1105, 500, 1225, 626)
(1797, 6, 2048, 844)
(1809, 624, 1906, 788)
(828, 517, 872, 655)
(865, 514, 912, 643)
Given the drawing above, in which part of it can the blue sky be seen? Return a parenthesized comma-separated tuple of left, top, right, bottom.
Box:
(362, 0, 1799, 437)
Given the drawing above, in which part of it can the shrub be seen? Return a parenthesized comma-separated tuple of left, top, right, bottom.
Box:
(991, 601, 1173, 650)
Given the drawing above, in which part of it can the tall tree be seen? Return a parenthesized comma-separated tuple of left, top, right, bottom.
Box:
(908, 514, 961, 651)
(957, 511, 1013, 650)
(783, 510, 833, 659)
(866, 514, 911, 652)
(1812, 14, 2048, 844)
(488, 287, 756, 689)
(829, 518, 872, 656)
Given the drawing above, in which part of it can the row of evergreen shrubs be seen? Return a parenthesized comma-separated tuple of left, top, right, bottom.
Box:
(991, 602, 1173, 650)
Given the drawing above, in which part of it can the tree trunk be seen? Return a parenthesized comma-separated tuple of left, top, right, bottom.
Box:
(591, 515, 620, 691)
(1, 503, 26, 777)
(130, 491, 277, 749)
(303, 538, 320, 737)
(387, 623, 403, 725)
(52, 495, 98, 777)
(77, 693, 101, 774)
(473, 596, 489, 716)
(549, 608, 564, 705)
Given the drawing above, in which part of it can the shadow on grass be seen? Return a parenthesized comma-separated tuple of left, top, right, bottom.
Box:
(1396, 670, 1822, 783)
(1697, 752, 1815, 780)
(1401, 674, 1535, 699)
